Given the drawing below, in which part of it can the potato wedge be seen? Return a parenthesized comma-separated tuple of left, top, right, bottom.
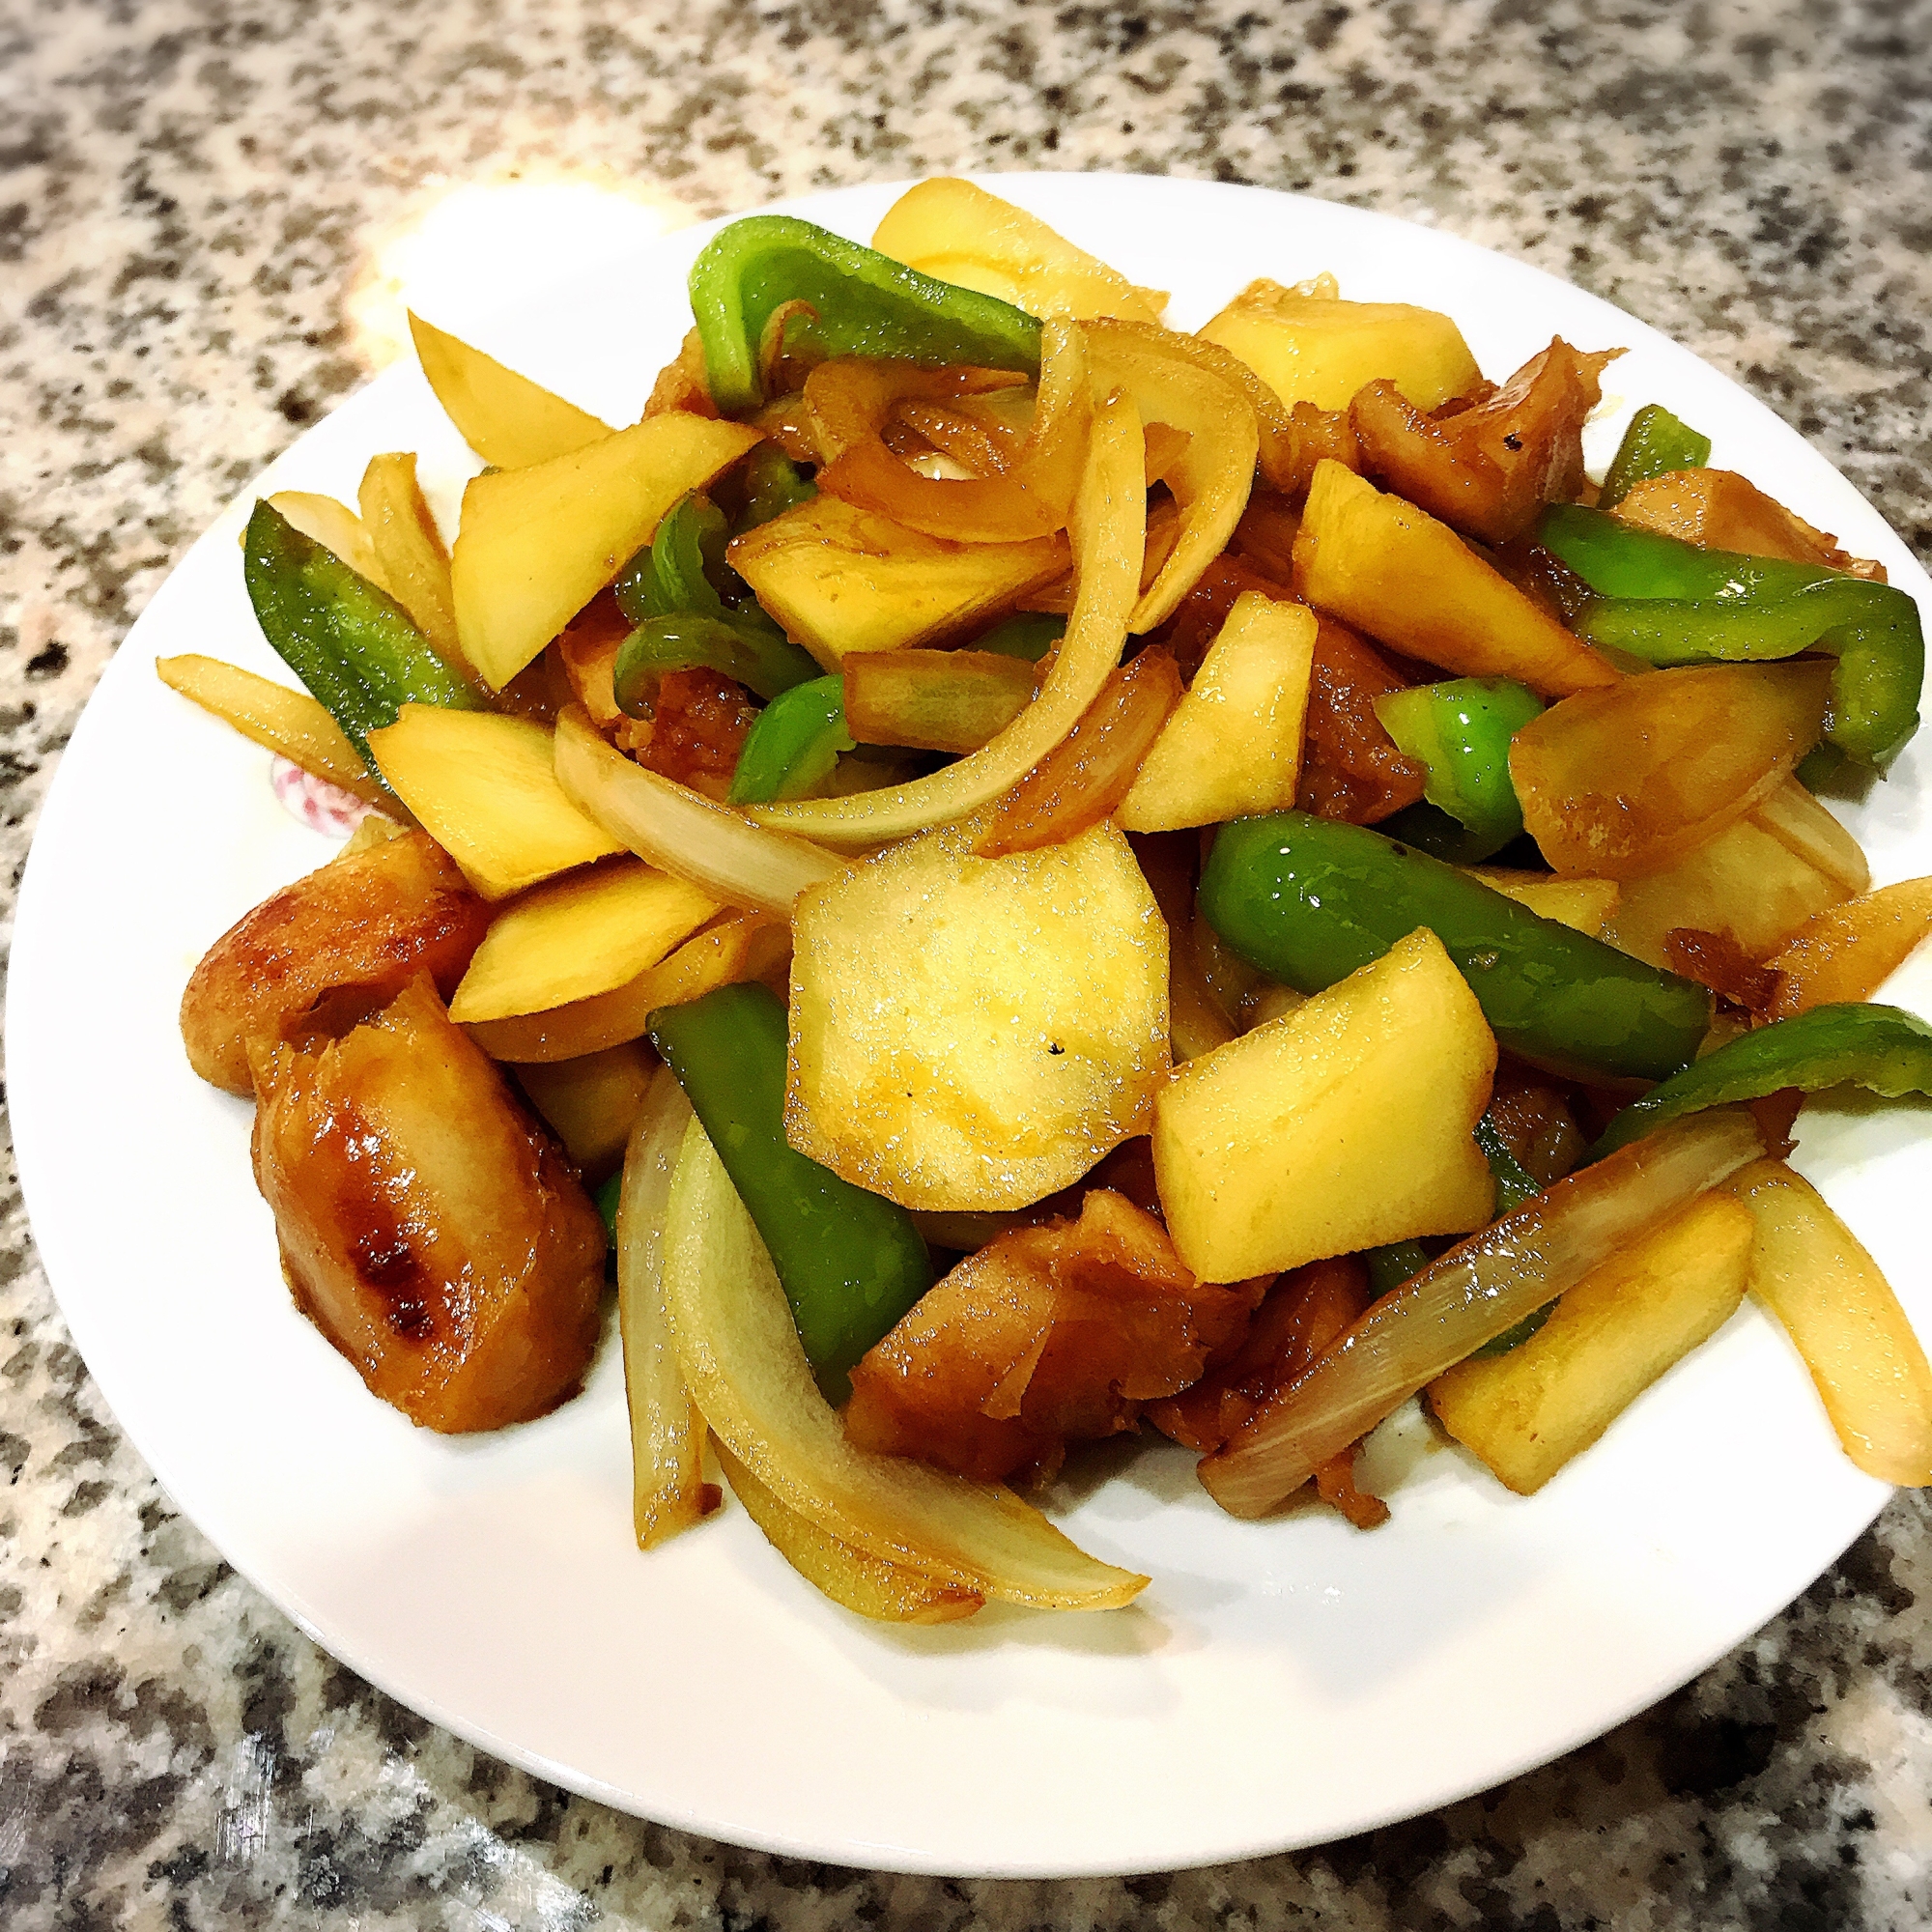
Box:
(872, 178, 1166, 324)
(842, 648, 1037, 753)
(1153, 927, 1496, 1281)
(517, 1040, 657, 1179)
(1463, 868, 1619, 937)
(357, 452, 465, 670)
(1198, 279, 1479, 412)
(787, 820, 1169, 1212)
(450, 862, 722, 1024)
(1428, 1192, 1754, 1493)
(1118, 593, 1316, 831)
(409, 311, 611, 469)
(452, 413, 762, 690)
(1723, 1159, 1932, 1485)
(728, 493, 1068, 668)
(1293, 460, 1618, 697)
(265, 491, 387, 591)
(1765, 876, 1932, 1019)
(157, 655, 386, 805)
(368, 705, 624, 899)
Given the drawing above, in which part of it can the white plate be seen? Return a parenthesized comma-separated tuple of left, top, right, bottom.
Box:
(11, 173, 1932, 1879)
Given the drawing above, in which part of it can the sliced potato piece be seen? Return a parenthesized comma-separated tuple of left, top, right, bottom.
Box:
(517, 1040, 656, 1179)
(1198, 280, 1479, 412)
(728, 493, 1068, 668)
(409, 311, 611, 469)
(1428, 1192, 1753, 1493)
(787, 820, 1169, 1212)
(1766, 876, 1932, 1019)
(1753, 775, 1869, 895)
(452, 413, 762, 690)
(467, 913, 789, 1065)
(842, 648, 1037, 753)
(368, 705, 623, 899)
(265, 491, 387, 590)
(450, 863, 722, 1023)
(1118, 593, 1316, 831)
(1153, 926, 1496, 1281)
(663, 1117, 1147, 1610)
(872, 178, 1165, 323)
(157, 654, 386, 804)
(358, 452, 465, 670)
(1464, 868, 1619, 937)
(716, 1439, 982, 1623)
(1293, 459, 1619, 697)
(1723, 1159, 1932, 1485)
(1511, 663, 1831, 879)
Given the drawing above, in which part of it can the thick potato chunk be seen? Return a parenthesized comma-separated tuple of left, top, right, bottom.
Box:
(253, 977, 606, 1432)
(786, 821, 1169, 1211)
(1118, 592, 1316, 832)
(181, 830, 490, 1095)
(1198, 280, 1480, 412)
(1153, 927, 1495, 1281)
(1429, 1192, 1753, 1493)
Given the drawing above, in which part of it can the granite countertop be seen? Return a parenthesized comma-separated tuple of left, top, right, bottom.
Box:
(4, 0, 1930, 1923)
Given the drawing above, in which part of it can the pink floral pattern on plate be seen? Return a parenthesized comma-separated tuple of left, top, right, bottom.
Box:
(271, 757, 372, 838)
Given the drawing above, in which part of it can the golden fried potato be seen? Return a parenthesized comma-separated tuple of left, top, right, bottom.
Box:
(181, 830, 490, 1095)
(252, 977, 606, 1433)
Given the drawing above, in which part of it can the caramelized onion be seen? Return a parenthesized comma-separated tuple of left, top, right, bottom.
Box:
(809, 319, 1091, 542)
(554, 705, 843, 911)
(1199, 1108, 1767, 1519)
(746, 386, 1146, 845)
(976, 647, 1182, 858)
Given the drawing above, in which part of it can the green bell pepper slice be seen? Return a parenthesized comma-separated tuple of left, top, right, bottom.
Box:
(726, 675, 855, 805)
(1375, 678, 1545, 863)
(689, 214, 1043, 414)
(1199, 812, 1711, 1083)
(1590, 1003, 1932, 1159)
(735, 442, 818, 531)
(242, 500, 482, 766)
(972, 611, 1065, 662)
(1597, 404, 1712, 510)
(1538, 504, 1924, 769)
(613, 492, 734, 627)
(612, 616, 823, 711)
(647, 982, 933, 1402)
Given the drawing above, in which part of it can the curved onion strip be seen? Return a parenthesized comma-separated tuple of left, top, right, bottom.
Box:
(714, 1438, 983, 1623)
(1083, 324, 1260, 633)
(746, 387, 1145, 846)
(809, 319, 1091, 542)
(975, 646, 1182, 858)
(1086, 317, 1356, 499)
(617, 1065, 714, 1548)
(663, 1118, 1148, 1610)
(1199, 1108, 1767, 1519)
(554, 706, 843, 912)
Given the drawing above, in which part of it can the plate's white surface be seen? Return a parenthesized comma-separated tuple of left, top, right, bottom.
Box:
(11, 174, 1932, 1879)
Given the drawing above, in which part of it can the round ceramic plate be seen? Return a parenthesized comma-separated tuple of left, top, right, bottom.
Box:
(11, 174, 1931, 1879)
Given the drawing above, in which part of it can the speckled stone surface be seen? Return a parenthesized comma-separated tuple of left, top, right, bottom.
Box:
(3, 0, 1930, 1923)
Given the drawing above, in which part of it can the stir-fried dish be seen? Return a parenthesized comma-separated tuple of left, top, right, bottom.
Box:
(166, 178, 1932, 1621)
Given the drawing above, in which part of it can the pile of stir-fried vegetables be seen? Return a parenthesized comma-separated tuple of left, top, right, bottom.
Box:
(168, 179, 1932, 1622)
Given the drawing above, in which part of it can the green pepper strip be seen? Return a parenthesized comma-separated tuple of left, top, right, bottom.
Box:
(614, 492, 734, 627)
(735, 443, 818, 532)
(1200, 812, 1711, 1083)
(647, 983, 932, 1402)
(1589, 1003, 1932, 1160)
(613, 616, 823, 711)
(1538, 503, 1924, 770)
(688, 213, 1044, 415)
(1375, 677, 1545, 863)
(242, 500, 483, 767)
(1597, 404, 1712, 510)
(727, 675, 855, 805)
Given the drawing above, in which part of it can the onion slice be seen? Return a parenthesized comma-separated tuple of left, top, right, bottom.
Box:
(617, 1065, 716, 1548)
(662, 1117, 1149, 1610)
(1200, 1107, 1767, 1518)
(714, 1438, 984, 1623)
(1083, 322, 1260, 633)
(745, 386, 1147, 846)
(554, 705, 843, 912)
